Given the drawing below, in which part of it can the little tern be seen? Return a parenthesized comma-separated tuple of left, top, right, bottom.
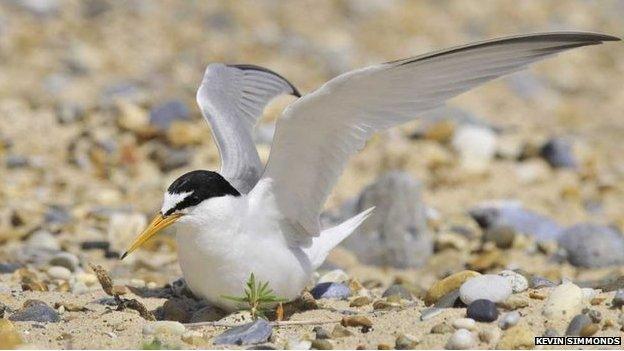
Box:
(122, 32, 619, 311)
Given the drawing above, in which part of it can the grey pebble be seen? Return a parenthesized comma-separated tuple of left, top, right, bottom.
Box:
(0, 262, 22, 274)
(149, 100, 190, 130)
(540, 137, 577, 169)
(382, 284, 413, 300)
(420, 307, 443, 321)
(558, 224, 624, 268)
(435, 290, 461, 308)
(466, 299, 499, 322)
(612, 289, 624, 308)
(565, 314, 591, 336)
(499, 311, 520, 329)
(9, 300, 60, 323)
(310, 282, 351, 300)
(530, 276, 557, 289)
(313, 326, 331, 340)
(482, 225, 516, 249)
(49, 252, 80, 272)
(213, 319, 272, 345)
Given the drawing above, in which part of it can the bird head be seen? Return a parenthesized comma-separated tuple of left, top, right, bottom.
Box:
(121, 170, 240, 259)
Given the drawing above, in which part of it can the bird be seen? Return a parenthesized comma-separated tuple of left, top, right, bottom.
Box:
(122, 32, 620, 312)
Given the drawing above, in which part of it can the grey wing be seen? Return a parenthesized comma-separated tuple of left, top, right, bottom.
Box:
(196, 63, 300, 193)
(261, 31, 619, 246)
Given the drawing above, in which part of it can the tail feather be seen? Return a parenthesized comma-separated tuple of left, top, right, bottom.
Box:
(304, 207, 374, 269)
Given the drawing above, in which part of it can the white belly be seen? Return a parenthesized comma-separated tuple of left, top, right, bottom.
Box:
(176, 226, 312, 311)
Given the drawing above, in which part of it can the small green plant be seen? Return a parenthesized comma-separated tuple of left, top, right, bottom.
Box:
(222, 273, 287, 319)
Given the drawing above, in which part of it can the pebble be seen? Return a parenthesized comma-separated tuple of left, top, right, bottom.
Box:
(0, 262, 22, 274)
(452, 318, 476, 330)
(190, 305, 225, 323)
(76, 273, 98, 286)
(181, 330, 206, 346)
(445, 329, 476, 349)
(341, 315, 372, 328)
(499, 270, 528, 293)
(497, 325, 534, 349)
(482, 225, 516, 249)
(349, 296, 372, 307)
(499, 311, 521, 329)
(0, 319, 22, 349)
(286, 338, 312, 350)
(435, 290, 461, 308)
(530, 276, 557, 289)
(313, 326, 330, 340)
(310, 282, 351, 300)
(395, 333, 419, 349)
(459, 274, 512, 305)
(213, 319, 272, 345)
(478, 327, 501, 345)
(48, 252, 80, 272)
(382, 284, 413, 300)
(149, 100, 190, 130)
(566, 314, 592, 336)
(501, 295, 529, 310)
(142, 321, 186, 336)
(331, 325, 353, 338)
(612, 289, 624, 308)
(540, 137, 577, 169)
(542, 282, 583, 321)
(311, 339, 333, 350)
(420, 307, 443, 321)
(340, 172, 432, 268)
(466, 299, 499, 322)
(558, 224, 624, 268)
(9, 300, 60, 323)
(47, 266, 72, 280)
(580, 323, 599, 336)
(425, 270, 480, 305)
(432, 323, 455, 334)
(451, 124, 497, 173)
(80, 241, 110, 251)
(318, 269, 349, 284)
(585, 309, 602, 323)
(27, 230, 60, 251)
(469, 201, 562, 242)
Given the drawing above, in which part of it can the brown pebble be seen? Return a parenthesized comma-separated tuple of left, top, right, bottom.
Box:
(311, 339, 333, 350)
(349, 296, 372, 307)
(424, 270, 480, 305)
(341, 315, 372, 328)
(603, 318, 615, 330)
(54, 302, 87, 312)
(377, 343, 392, 350)
(467, 249, 505, 272)
(590, 297, 606, 305)
(580, 323, 599, 337)
(431, 323, 454, 334)
(529, 291, 547, 300)
(501, 295, 529, 310)
(373, 300, 395, 310)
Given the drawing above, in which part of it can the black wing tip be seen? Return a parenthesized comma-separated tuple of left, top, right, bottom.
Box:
(227, 63, 301, 97)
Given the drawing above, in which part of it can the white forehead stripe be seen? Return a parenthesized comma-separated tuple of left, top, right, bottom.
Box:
(161, 191, 192, 215)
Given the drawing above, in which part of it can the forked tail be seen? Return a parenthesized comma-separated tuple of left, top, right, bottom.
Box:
(304, 207, 374, 270)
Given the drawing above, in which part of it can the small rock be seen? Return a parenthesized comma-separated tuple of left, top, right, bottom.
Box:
(349, 296, 372, 307)
(529, 291, 547, 300)
(142, 321, 186, 336)
(0, 319, 22, 349)
(318, 269, 349, 284)
(27, 230, 60, 251)
(499, 311, 521, 329)
(311, 339, 333, 350)
(341, 315, 372, 328)
(566, 314, 592, 336)
(612, 289, 624, 308)
(558, 224, 624, 268)
(0, 262, 22, 274)
(149, 100, 190, 130)
(9, 300, 60, 323)
(181, 330, 205, 346)
(459, 274, 512, 305)
(530, 276, 557, 289)
(286, 338, 312, 350)
(420, 307, 443, 321)
(497, 324, 534, 349)
(580, 323, 599, 337)
(451, 124, 497, 173)
(445, 329, 476, 349)
(452, 318, 476, 330)
(310, 282, 350, 300)
(435, 290, 461, 308)
(213, 319, 272, 345)
(501, 295, 529, 310)
(543, 282, 583, 322)
(47, 266, 72, 280)
(432, 323, 454, 334)
(80, 241, 110, 251)
(313, 326, 330, 340)
(382, 284, 413, 300)
(425, 270, 480, 305)
(395, 333, 419, 349)
(189, 305, 224, 323)
(499, 270, 529, 293)
(48, 252, 79, 272)
(479, 327, 501, 345)
(482, 226, 516, 249)
(540, 137, 577, 169)
(331, 325, 353, 338)
(466, 299, 499, 322)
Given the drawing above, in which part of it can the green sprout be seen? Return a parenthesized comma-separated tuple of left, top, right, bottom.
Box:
(222, 273, 287, 319)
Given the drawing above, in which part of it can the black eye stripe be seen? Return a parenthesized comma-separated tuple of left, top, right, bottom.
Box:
(165, 170, 240, 214)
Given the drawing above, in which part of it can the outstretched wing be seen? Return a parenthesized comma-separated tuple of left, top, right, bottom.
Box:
(196, 63, 300, 193)
(261, 32, 619, 246)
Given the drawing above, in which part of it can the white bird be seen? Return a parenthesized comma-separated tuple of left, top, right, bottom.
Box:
(122, 32, 619, 311)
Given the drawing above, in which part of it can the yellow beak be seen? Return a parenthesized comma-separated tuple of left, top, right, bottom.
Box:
(121, 213, 182, 259)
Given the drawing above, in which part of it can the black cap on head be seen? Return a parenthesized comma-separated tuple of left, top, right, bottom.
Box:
(164, 170, 240, 216)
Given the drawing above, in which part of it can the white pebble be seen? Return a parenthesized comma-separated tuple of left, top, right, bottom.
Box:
(543, 282, 583, 321)
(318, 269, 349, 284)
(76, 272, 98, 286)
(499, 270, 528, 293)
(143, 321, 186, 336)
(479, 327, 501, 345)
(47, 266, 72, 280)
(499, 311, 521, 329)
(452, 318, 476, 331)
(446, 329, 476, 350)
(460, 274, 512, 305)
(452, 125, 497, 173)
(130, 279, 146, 288)
(286, 338, 312, 350)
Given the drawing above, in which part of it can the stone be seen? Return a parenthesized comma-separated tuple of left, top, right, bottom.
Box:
(425, 271, 480, 305)
(286, 338, 312, 350)
(445, 329, 476, 349)
(558, 224, 624, 268)
(435, 290, 461, 308)
(341, 316, 372, 328)
(149, 143, 192, 172)
(27, 230, 60, 251)
(580, 324, 599, 337)
(482, 226, 516, 249)
(47, 266, 72, 280)
(612, 289, 624, 308)
(459, 274, 512, 305)
(540, 137, 577, 169)
(420, 307, 443, 321)
(466, 299, 499, 322)
(311, 339, 333, 349)
(0, 319, 22, 349)
(341, 172, 432, 268)
(497, 325, 534, 349)
(469, 201, 563, 242)
(310, 282, 351, 300)
(467, 249, 505, 271)
(331, 325, 353, 338)
(9, 300, 60, 323)
(318, 269, 349, 284)
(181, 330, 206, 346)
(149, 100, 190, 130)
(499, 311, 520, 329)
(452, 318, 476, 330)
(395, 334, 419, 349)
(313, 326, 330, 340)
(566, 314, 592, 336)
(432, 323, 454, 334)
(479, 327, 501, 345)
(499, 270, 529, 293)
(382, 284, 413, 300)
(49, 252, 80, 272)
(530, 276, 557, 289)
(189, 305, 225, 323)
(213, 319, 272, 345)
(80, 241, 110, 251)
(501, 295, 529, 310)
(142, 321, 186, 336)
(451, 124, 497, 173)
(0, 262, 22, 274)
(349, 296, 372, 307)
(543, 282, 583, 322)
